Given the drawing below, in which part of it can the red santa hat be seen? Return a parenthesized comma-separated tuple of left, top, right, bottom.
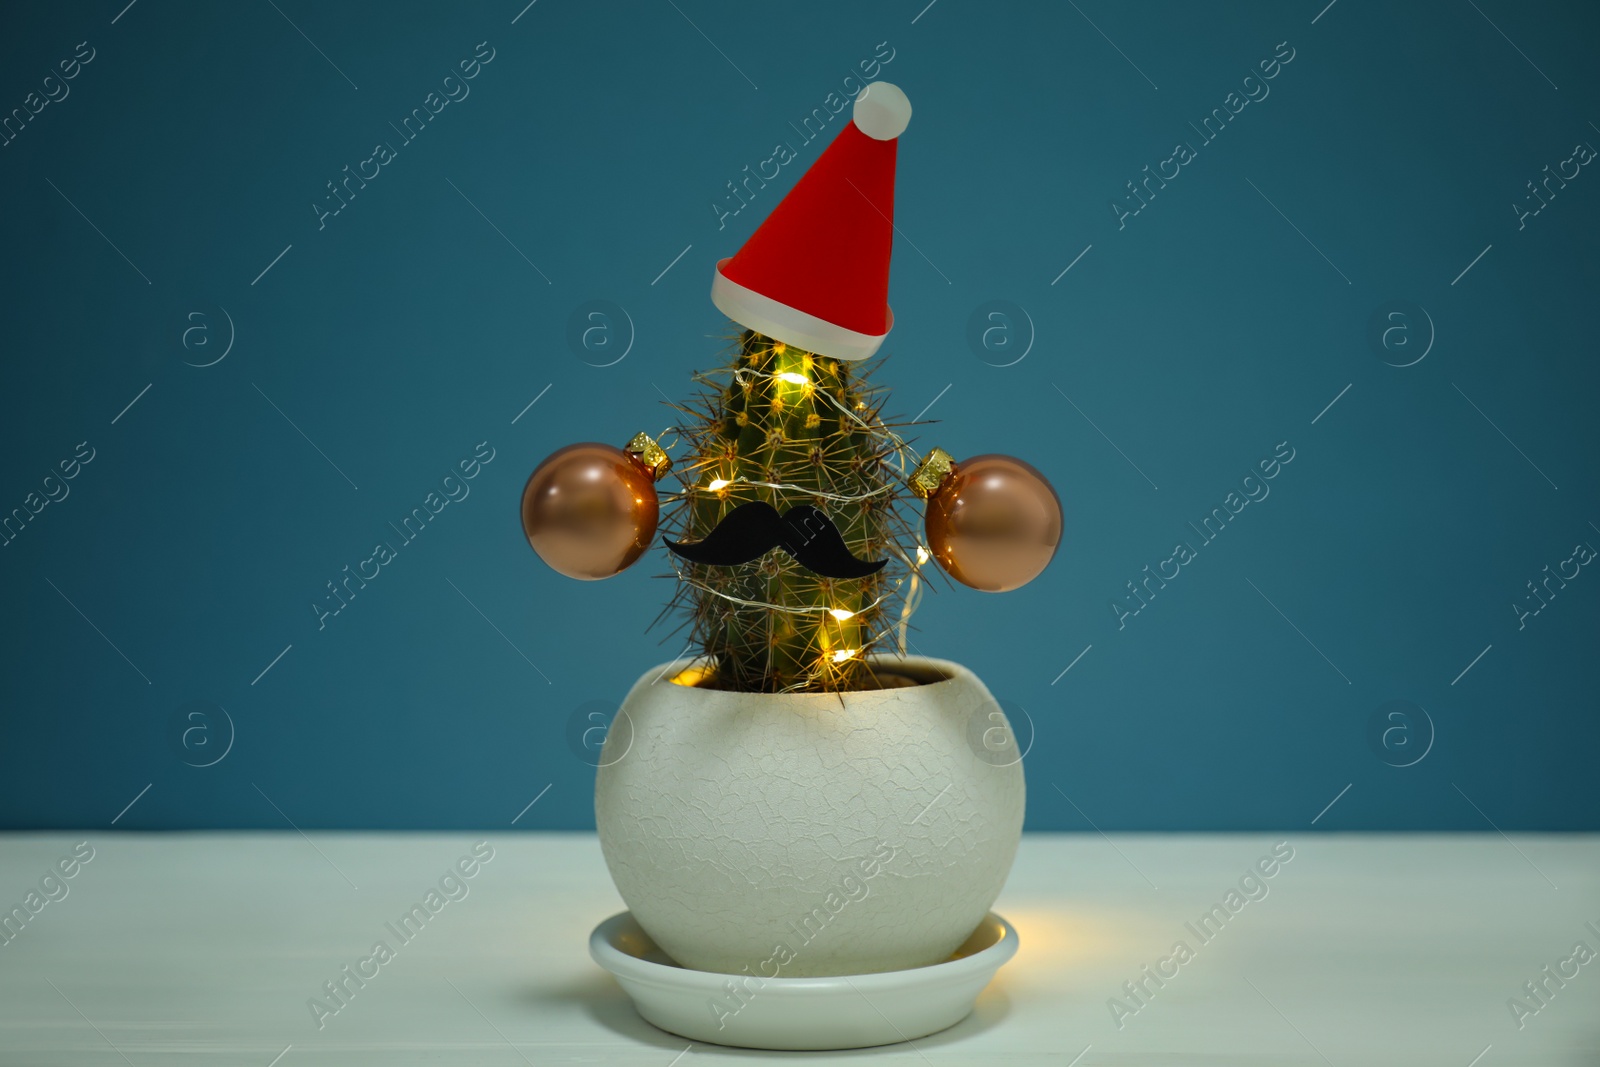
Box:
(710, 81, 911, 362)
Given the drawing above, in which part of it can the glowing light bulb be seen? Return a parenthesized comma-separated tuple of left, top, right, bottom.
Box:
(707, 478, 730, 491)
(776, 372, 809, 386)
(832, 648, 859, 663)
(915, 545, 930, 565)
(828, 608, 856, 621)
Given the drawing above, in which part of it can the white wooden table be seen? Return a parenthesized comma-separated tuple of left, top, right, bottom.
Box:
(1, 832, 1595, 1065)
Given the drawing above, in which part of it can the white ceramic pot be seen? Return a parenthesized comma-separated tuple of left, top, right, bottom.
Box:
(594, 655, 1025, 977)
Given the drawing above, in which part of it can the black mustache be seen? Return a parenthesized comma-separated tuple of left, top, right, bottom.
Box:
(666, 501, 887, 580)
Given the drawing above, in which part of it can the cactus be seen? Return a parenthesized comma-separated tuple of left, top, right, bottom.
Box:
(657, 329, 921, 693)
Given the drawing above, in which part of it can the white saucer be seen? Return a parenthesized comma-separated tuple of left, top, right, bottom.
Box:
(589, 910, 1017, 1051)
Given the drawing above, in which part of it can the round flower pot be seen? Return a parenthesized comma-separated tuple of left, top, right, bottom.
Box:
(594, 655, 1025, 978)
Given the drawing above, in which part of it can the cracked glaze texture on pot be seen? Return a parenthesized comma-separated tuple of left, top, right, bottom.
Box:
(594, 655, 1025, 977)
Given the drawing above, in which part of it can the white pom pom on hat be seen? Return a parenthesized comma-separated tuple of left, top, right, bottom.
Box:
(852, 81, 911, 141)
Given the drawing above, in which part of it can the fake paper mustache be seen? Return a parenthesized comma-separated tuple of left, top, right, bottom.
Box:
(665, 502, 887, 580)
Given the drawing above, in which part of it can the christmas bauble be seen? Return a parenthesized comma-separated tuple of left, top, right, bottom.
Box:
(521, 443, 659, 580)
(924, 454, 1061, 592)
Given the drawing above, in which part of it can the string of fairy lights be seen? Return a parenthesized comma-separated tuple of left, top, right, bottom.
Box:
(657, 362, 932, 674)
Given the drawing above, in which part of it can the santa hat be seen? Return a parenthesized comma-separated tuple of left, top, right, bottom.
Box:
(711, 81, 911, 362)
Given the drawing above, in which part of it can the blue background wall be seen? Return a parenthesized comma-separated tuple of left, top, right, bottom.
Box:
(3, 0, 1596, 832)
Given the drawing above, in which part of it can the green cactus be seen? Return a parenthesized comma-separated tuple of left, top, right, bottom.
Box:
(658, 328, 921, 693)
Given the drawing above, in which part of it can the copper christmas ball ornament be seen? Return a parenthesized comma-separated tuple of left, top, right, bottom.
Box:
(521, 443, 659, 580)
(924, 454, 1062, 592)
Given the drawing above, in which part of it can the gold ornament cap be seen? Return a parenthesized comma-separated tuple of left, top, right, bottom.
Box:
(624, 432, 672, 481)
(909, 447, 956, 499)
